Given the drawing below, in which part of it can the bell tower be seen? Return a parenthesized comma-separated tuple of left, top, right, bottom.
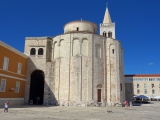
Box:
(100, 5, 115, 39)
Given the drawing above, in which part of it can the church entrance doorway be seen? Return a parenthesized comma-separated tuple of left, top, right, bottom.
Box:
(97, 84, 102, 102)
(97, 89, 101, 102)
(29, 70, 44, 105)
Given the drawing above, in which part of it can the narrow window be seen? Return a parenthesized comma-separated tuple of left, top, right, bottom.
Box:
(108, 32, 112, 38)
(30, 48, 36, 55)
(144, 89, 147, 94)
(137, 84, 139, 88)
(38, 48, 43, 55)
(3, 57, 9, 71)
(152, 89, 155, 94)
(137, 89, 140, 94)
(144, 84, 147, 88)
(159, 84, 160, 88)
(17, 63, 22, 74)
(0, 79, 6, 92)
(103, 31, 106, 37)
(152, 84, 154, 88)
(15, 81, 20, 93)
(112, 49, 114, 54)
(120, 83, 122, 91)
(77, 27, 79, 31)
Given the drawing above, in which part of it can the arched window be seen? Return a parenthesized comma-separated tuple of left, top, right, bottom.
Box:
(103, 31, 106, 37)
(38, 48, 43, 55)
(108, 32, 112, 38)
(30, 48, 36, 55)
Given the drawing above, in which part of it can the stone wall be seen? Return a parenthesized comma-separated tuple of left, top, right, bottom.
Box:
(24, 33, 125, 107)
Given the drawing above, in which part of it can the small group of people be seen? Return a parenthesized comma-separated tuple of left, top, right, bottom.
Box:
(4, 101, 9, 112)
(124, 100, 132, 110)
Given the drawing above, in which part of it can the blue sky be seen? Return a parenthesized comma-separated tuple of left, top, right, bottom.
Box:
(0, 0, 160, 74)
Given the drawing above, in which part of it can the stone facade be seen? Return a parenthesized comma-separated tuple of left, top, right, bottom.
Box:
(125, 74, 160, 101)
(24, 7, 125, 106)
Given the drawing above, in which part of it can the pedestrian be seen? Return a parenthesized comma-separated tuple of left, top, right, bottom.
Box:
(4, 101, 9, 112)
(124, 100, 129, 110)
(129, 101, 133, 109)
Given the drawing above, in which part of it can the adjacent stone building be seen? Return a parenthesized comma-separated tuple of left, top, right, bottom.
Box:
(24, 7, 125, 106)
(125, 74, 160, 101)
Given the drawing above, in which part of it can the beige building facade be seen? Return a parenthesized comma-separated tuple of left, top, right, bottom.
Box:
(125, 74, 160, 101)
(24, 7, 125, 106)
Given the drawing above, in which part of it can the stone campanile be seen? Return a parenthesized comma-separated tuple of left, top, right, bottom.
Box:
(100, 6, 115, 39)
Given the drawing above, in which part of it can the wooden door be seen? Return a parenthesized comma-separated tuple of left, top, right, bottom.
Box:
(98, 89, 101, 102)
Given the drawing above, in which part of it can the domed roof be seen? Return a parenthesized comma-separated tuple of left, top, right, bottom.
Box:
(64, 20, 98, 34)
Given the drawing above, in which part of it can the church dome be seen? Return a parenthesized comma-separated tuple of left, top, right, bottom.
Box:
(64, 20, 98, 34)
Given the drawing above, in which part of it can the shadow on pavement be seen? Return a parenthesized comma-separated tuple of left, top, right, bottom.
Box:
(133, 101, 154, 106)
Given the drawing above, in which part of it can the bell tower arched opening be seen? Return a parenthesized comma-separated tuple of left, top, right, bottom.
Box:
(29, 70, 44, 105)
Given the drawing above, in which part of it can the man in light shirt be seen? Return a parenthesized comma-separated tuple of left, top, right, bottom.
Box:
(4, 101, 9, 112)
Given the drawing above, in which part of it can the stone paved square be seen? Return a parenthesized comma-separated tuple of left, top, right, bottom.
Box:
(1, 102, 160, 120)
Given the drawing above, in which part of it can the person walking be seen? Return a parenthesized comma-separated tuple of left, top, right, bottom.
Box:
(124, 100, 129, 110)
(4, 101, 9, 112)
(129, 101, 133, 109)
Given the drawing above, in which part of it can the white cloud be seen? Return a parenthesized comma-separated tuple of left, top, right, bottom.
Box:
(148, 63, 154, 65)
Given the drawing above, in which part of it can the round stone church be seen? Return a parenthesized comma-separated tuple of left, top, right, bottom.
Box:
(24, 7, 125, 107)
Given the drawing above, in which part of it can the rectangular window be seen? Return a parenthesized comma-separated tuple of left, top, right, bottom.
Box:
(3, 57, 9, 70)
(112, 49, 114, 54)
(15, 81, 20, 93)
(0, 79, 6, 92)
(17, 63, 22, 74)
(144, 84, 147, 88)
(77, 27, 79, 31)
(144, 89, 147, 94)
(137, 84, 139, 88)
(130, 78, 133, 81)
(137, 89, 140, 94)
(152, 84, 154, 88)
(159, 84, 160, 88)
(152, 89, 155, 94)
